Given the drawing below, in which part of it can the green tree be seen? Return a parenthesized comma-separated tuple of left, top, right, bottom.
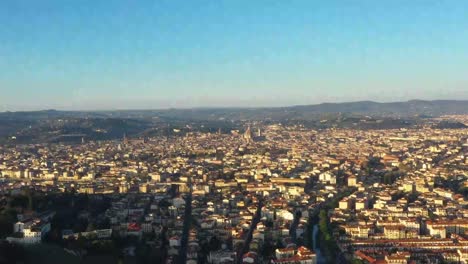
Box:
(351, 259, 365, 264)
(0, 208, 17, 237)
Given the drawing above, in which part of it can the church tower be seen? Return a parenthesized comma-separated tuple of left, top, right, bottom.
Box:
(243, 126, 253, 143)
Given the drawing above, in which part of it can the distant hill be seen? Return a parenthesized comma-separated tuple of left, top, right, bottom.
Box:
(0, 109, 105, 120)
(0, 100, 467, 121)
(435, 121, 467, 129)
(289, 100, 468, 115)
(153, 100, 467, 120)
(0, 100, 466, 144)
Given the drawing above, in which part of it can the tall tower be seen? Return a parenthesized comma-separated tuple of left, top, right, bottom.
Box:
(123, 133, 128, 145)
(243, 126, 252, 143)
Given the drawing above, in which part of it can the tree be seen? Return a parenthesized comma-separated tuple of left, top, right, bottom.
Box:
(0, 242, 25, 263)
(86, 222, 96, 232)
(209, 236, 221, 251)
(9, 195, 28, 209)
(368, 157, 383, 169)
(318, 210, 330, 241)
(458, 186, 468, 199)
(318, 209, 340, 262)
(0, 209, 17, 238)
(0, 217, 14, 238)
(351, 259, 365, 264)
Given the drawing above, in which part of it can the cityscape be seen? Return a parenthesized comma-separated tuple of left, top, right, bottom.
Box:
(0, 108, 467, 263)
(2, 1, 468, 263)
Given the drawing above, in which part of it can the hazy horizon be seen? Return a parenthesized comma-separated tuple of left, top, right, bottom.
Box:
(1, 98, 467, 113)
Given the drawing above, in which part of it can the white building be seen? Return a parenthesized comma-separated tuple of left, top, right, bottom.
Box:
(8, 219, 51, 244)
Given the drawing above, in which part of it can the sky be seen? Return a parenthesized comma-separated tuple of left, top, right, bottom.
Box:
(1, 0, 468, 111)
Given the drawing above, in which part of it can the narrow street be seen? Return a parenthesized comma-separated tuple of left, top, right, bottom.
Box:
(177, 177, 193, 264)
(289, 209, 300, 244)
(237, 197, 263, 264)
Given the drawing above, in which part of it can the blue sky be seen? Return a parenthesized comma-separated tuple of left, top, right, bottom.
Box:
(1, 0, 467, 110)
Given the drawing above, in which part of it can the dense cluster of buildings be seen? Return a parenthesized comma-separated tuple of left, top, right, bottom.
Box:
(0, 118, 467, 263)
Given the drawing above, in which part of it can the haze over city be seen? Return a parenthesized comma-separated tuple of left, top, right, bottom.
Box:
(1, 0, 468, 111)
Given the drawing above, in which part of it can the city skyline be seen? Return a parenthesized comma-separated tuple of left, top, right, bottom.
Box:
(1, 2, 468, 263)
(1, 0, 468, 111)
